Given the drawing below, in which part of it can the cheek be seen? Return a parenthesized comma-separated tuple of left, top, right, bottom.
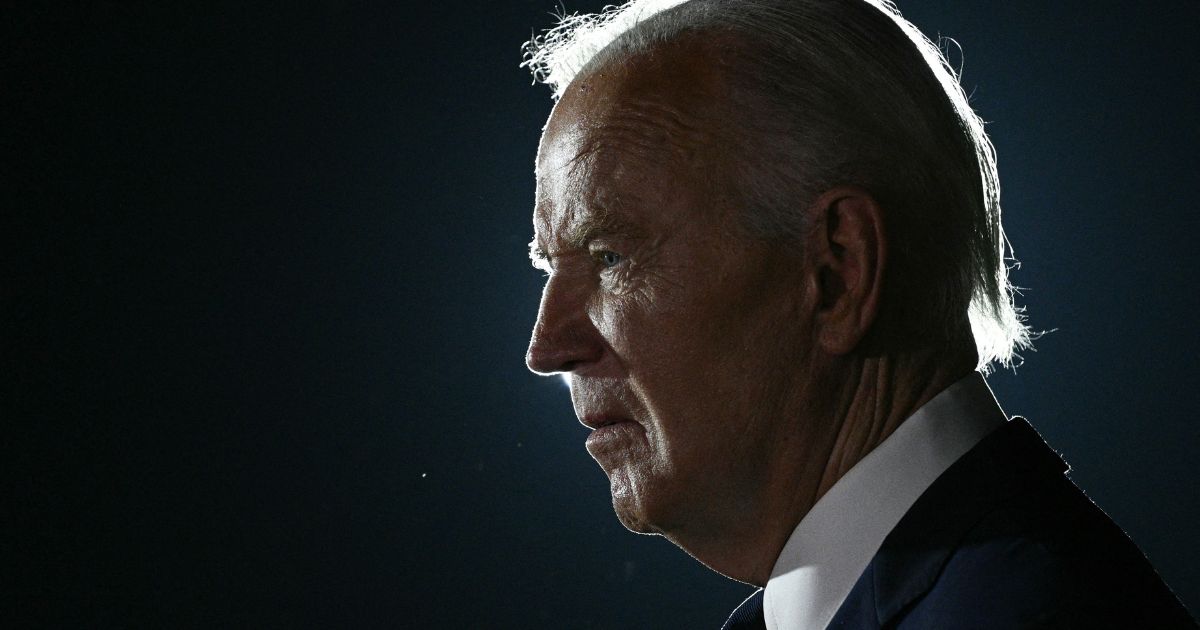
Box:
(590, 264, 692, 344)
(591, 292, 695, 371)
(588, 282, 657, 347)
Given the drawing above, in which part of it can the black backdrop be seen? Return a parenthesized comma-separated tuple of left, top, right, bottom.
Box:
(9, 1, 1198, 627)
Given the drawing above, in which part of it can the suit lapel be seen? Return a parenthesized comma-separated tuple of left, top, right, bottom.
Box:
(722, 588, 766, 630)
(828, 418, 1068, 628)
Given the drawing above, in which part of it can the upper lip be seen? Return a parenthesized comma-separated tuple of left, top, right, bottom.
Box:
(580, 413, 632, 430)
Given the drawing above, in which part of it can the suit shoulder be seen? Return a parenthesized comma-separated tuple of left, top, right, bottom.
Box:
(897, 477, 1196, 629)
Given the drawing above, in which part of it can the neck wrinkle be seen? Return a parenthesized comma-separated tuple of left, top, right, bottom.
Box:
(814, 348, 975, 508)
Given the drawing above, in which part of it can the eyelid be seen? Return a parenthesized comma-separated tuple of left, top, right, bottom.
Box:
(587, 247, 625, 273)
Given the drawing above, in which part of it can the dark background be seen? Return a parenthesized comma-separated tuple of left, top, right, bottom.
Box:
(8, 0, 1198, 627)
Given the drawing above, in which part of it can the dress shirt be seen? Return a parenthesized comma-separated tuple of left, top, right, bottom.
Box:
(762, 372, 1008, 630)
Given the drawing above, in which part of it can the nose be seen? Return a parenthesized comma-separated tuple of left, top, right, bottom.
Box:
(526, 273, 605, 375)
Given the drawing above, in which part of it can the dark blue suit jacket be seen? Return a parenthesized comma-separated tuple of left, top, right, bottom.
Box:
(724, 418, 1196, 629)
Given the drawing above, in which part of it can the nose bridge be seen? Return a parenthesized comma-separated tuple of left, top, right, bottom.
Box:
(526, 270, 599, 375)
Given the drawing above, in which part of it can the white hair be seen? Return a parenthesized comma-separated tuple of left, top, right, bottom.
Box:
(523, 0, 691, 99)
(522, 0, 1032, 371)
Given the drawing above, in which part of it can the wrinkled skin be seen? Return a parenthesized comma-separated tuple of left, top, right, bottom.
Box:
(525, 44, 841, 573)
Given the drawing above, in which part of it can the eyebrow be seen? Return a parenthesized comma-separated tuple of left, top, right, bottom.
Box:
(528, 208, 645, 271)
(529, 239, 551, 272)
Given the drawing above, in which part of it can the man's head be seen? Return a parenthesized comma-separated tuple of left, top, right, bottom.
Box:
(523, 0, 1029, 581)
(527, 35, 839, 555)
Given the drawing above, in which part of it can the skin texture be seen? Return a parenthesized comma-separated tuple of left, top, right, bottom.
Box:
(526, 40, 976, 585)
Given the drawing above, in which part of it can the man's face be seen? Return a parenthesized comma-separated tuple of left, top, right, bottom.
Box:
(526, 51, 821, 541)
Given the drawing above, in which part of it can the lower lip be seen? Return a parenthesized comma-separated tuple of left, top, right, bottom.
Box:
(585, 421, 639, 451)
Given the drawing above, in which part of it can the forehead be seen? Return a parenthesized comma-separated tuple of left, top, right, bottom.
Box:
(539, 42, 726, 167)
(534, 45, 729, 242)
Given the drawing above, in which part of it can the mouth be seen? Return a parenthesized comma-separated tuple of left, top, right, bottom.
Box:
(580, 413, 632, 430)
(580, 413, 641, 456)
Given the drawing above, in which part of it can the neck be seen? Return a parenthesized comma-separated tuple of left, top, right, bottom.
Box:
(813, 349, 977, 501)
(679, 345, 978, 586)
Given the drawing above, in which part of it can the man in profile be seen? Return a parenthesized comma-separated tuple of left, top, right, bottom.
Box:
(521, 0, 1196, 627)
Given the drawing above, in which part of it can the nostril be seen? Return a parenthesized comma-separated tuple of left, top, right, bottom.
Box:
(558, 359, 584, 373)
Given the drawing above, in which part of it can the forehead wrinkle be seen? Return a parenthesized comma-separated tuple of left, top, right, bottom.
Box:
(535, 87, 716, 263)
(544, 99, 713, 250)
(615, 97, 713, 148)
(564, 209, 646, 250)
(576, 97, 717, 169)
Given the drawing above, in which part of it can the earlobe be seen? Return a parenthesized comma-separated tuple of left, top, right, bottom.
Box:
(810, 188, 887, 355)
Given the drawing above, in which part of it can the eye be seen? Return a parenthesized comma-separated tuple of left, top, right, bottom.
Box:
(597, 250, 623, 268)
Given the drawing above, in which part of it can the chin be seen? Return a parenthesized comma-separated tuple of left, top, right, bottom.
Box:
(608, 475, 671, 536)
(612, 498, 657, 534)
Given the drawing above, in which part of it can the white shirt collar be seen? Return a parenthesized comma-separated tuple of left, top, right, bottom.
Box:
(762, 372, 1007, 630)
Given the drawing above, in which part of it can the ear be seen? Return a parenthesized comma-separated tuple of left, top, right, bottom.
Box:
(807, 187, 887, 355)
